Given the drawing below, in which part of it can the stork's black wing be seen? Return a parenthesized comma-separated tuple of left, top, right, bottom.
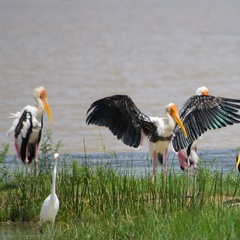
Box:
(15, 109, 33, 163)
(86, 95, 156, 148)
(172, 95, 240, 152)
(28, 116, 43, 162)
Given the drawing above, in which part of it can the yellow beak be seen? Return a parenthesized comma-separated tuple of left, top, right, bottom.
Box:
(236, 154, 240, 171)
(202, 90, 209, 96)
(42, 96, 53, 124)
(170, 105, 188, 138)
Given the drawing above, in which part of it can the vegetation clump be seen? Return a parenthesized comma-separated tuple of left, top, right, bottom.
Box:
(0, 131, 240, 239)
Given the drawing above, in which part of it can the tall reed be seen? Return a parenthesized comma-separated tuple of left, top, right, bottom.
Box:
(1, 132, 240, 239)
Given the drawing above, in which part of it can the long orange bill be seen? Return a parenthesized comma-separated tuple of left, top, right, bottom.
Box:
(171, 105, 188, 138)
(42, 97, 53, 124)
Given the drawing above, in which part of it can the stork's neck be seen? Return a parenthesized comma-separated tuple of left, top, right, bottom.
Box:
(36, 97, 44, 111)
(167, 112, 176, 131)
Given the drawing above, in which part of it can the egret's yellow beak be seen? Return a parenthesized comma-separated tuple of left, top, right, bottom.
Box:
(170, 105, 188, 138)
(40, 90, 52, 124)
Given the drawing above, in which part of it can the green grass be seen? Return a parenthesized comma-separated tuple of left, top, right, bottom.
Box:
(1, 162, 240, 240)
(0, 132, 240, 239)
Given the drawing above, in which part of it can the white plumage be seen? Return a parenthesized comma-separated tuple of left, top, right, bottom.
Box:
(6, 86, 52, 175)
(87, 89, 240, 185)
(39, 153, 60, 233)
(86, 95, 188, 182)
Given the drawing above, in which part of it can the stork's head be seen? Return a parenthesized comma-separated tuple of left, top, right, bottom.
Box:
(166, 103, 188, 138)
(196, 86, 209, 96)
(34, 86, 52, 124)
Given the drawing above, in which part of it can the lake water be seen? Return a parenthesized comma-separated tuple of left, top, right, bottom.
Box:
(0, 0, 240, 159)
(0, 3, 240, 237)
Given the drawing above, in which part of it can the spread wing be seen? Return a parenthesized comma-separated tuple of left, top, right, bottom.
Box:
(172, 95, 240, 152)
(86, 95, 157, 148)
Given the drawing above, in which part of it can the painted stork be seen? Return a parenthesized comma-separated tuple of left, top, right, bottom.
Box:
(86, 95, 188, 182)
(172, 87, 240, 187)
(172, 87, 240, 153)
(6, 86, 52, 175)
(177, 139, 199, 171)
(177, 86, 209, 172)
(39, 153, 59, 233)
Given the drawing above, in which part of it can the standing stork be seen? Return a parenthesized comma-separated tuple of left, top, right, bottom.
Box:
(87, 92, 240, 184)
(6, 86, 52, 175)
(86, 95, 188, 183)
(177, 87, 209, 175)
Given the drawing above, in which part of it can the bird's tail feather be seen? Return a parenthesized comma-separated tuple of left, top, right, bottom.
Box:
(6, 112, 21, 137)
(7, 112, 21, 119)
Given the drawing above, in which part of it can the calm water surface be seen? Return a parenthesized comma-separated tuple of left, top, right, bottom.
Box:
(0, 0, 240, 157)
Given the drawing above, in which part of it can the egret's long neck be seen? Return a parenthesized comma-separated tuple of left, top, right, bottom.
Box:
(52, 160, 57, 195)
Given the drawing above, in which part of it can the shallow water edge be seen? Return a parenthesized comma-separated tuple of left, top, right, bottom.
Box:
(2, 149, 239, 175)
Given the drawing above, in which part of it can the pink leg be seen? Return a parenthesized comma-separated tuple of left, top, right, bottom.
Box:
(164, 149, 168, 185)
(34, 142, 39, 176)
(193, 161, 197, 193)
(193, 147, 198, 193)
(25, 145, 29, 177)
(15, 141, 21, 160)
(152, 151, 157, 183)
(186, 156, 190, 197)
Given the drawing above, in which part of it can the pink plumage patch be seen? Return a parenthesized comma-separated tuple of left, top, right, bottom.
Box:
(177, 149, 189, 170)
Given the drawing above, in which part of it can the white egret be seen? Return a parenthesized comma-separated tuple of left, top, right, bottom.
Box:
(39, 153, 59, 233)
